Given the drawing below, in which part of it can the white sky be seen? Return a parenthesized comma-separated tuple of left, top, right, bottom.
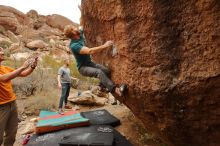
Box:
(0, 0, 81, 23)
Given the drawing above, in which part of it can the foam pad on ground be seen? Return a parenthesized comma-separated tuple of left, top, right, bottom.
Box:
(35, 110, 90, 134)
(80, 109, 121, 127)
(59, 132, 114, 146)
(27, 125, 133, 146)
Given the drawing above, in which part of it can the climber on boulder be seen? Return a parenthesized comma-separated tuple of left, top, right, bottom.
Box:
(64, 25, 127, 99)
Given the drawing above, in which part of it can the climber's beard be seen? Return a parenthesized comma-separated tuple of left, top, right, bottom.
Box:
(73, 31, 80, 40)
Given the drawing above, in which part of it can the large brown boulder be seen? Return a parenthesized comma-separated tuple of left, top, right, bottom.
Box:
(46, 14, 78, 31)
(81, 0, 220, 146)
(68, 90, 107, 106)
(0, 5, 29, 33)
(5, 30, 19, 43)
(26, 40, 48, 50)
(37, 24, 62, 37)
(26, 10, 47, 30)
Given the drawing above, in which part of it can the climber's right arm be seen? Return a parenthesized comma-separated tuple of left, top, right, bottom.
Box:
(79, 41, 113, 55)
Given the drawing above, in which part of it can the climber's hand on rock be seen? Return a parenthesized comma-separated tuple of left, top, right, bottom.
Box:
(104, 40, 114, 47)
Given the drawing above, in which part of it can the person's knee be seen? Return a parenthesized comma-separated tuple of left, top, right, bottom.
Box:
(61, 90, 67, 97)
(60, 94, 65, 98)
(96, 69, 105, 78)
(100, 66, 110, 75)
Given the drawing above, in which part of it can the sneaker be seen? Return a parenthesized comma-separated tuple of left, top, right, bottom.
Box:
(64, 105, 72, 109)
(58, 109, 64, 115)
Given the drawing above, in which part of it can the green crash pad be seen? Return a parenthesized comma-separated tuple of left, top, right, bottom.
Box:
(35, 110, 89, 134)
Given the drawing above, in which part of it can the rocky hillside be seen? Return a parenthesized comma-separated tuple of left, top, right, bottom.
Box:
(81, 0, 220, 146)
(0, 5, 78, 57)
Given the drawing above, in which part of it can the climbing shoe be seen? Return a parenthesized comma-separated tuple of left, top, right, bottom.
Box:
(119, 84, 127, 97)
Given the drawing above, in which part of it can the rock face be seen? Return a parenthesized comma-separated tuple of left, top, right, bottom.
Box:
(81, 0, 220, 146)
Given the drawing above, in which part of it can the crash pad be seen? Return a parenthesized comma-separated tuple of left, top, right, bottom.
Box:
(27, 125, 133, 146)
(81, 109, 121, 127)
(35, 110, 90, 134)
(59, 132, 114, 146)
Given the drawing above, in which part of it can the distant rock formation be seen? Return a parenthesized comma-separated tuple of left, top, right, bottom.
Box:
(0, 5, 29, 33)
(81, 0, 220, 146)
(0, 5, 78, 56)
(46, 14, 78, 31)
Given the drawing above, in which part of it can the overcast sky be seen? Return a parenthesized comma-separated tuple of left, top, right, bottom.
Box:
(0, 0, 81, 23)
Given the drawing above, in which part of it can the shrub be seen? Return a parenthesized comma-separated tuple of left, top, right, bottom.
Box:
(13, 67, 57, 98)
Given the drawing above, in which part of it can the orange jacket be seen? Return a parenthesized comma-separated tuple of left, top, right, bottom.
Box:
(0, 66, 16, 105)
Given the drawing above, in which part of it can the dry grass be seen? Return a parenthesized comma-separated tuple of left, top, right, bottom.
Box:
(17, 90, 60, 116)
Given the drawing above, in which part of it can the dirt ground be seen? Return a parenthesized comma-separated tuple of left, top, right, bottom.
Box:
(15, 96, 165, 146)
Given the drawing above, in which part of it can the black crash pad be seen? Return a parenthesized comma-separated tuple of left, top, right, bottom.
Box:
(81, 109, 121, 127)
(59, 132, 114, 146)
(26, 125, 133, 146)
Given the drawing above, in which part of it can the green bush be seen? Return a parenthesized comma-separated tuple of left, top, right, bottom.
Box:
(0, 41, 12, 49)
(13, 67, 57, 98)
